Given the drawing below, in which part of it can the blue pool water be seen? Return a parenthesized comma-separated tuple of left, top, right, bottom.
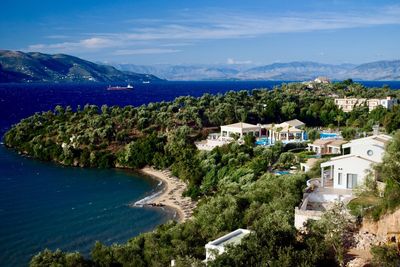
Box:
(274, 170, 291, 175)
(320, 132, 339, 139)
(255, 138, 270, 146)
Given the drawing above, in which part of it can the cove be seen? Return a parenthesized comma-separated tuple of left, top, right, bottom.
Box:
(0, 145, 172, 266)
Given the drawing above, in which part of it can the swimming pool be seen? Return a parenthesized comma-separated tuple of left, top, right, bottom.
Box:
(274, 170, 290, 175)
(320, 132, 339, 139)
(255, 138, 270, 146)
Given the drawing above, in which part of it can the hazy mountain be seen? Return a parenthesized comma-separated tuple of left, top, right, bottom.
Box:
(114, 61, 400, 81)
(347, 60, 400, 81)
(241, 62, 355, 80)
(114, 63, 242, 81)
(3, 50, 398, 82)
(0, 50, 162, 83)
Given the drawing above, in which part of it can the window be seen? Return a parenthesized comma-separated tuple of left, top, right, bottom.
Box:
(367, 150, 373, 156)
(338, 173, 342, 185)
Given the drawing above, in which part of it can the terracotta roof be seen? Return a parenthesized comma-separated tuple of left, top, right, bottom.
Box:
(311, 139, 333, 146)
(327, 140, 347, 147)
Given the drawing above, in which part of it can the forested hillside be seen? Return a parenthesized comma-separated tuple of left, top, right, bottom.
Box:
(0, 50, 162, 83)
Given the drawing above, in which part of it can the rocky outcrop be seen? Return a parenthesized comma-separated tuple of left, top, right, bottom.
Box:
(361, 208, 400, 245)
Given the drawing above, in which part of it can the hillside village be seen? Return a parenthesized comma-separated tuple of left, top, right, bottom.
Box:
(196, 125, 399, 266)
(193, 92, 400, 265)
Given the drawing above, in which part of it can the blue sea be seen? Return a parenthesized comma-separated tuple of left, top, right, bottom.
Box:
(0, 80, 399, 266)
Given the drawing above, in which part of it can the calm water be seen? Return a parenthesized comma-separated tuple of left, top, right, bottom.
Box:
(0, 80, 399, 266)
(0, 145, 172, 266)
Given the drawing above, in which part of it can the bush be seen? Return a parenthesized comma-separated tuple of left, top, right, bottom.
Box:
(371, 244, 400, 267)
(341, 127, 357, 140)
(30, 249, 89, 267)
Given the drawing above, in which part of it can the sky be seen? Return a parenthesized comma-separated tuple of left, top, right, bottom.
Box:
(1, 0, 400, 65)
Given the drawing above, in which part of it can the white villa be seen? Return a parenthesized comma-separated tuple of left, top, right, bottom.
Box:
(334, 97, 398, 112)
(264, 119, 306, 143)
(196, 122, 262, 151)
(295, 134, 392, 229)
(320, 134, 391, 190)
(195, 119, 307, 151)
(205, 229, 252, 262)
(314, 76, 331, 84)
(220, 122, 261, 139)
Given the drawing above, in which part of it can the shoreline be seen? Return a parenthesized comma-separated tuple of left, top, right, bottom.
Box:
(3, 143, 196, 222)
(134, 166, 197, 222)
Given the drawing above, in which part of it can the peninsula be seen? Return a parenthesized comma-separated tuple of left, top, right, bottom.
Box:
(0, 50, 163, 83)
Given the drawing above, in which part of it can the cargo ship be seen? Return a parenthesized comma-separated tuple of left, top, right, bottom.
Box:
(107, 84, 133, 90)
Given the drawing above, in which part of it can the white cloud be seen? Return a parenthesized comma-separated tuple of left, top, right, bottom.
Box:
(25, 5, 400, 55)
(27, 37, 118, 52)
(227, 58, 252, 65)
(80, 37, 115, 48)
(46, 35, 70, 39)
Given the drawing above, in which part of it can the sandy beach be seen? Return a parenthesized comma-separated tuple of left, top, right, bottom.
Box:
(137, 167, 197, 222)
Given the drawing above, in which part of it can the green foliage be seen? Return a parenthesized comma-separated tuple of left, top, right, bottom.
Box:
(368, 130, 400, 219)
(243, 134, 256, 148)
(307, 129, 320, 142)
(371, 244, 400, 267)
(30, 249, 89, 267)
(306, 203, 355, 267)
(347, 193, 380, 219)
(384, 106, 400, 134)
(341, 127, 357, 141)
(117, 134, 165, 169)
(275, 152, 297, 169)
(306, 158, 329, 178)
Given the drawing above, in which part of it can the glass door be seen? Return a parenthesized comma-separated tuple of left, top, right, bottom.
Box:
(346, 174, 358, 189)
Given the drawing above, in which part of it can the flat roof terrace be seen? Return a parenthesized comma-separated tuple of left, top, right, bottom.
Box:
(206, 229, 252, 248)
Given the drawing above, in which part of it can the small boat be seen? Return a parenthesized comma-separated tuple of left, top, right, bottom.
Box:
(107, 84, 133, 91)
(142, 81, 150, 84)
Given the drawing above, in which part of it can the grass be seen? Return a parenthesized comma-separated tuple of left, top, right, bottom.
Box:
(347, 193, 381, 218)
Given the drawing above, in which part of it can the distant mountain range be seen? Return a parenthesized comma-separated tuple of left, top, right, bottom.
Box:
(0, 50, 162, 83)
(1, 50, 399, 82)
(114, 60, 400, 81)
